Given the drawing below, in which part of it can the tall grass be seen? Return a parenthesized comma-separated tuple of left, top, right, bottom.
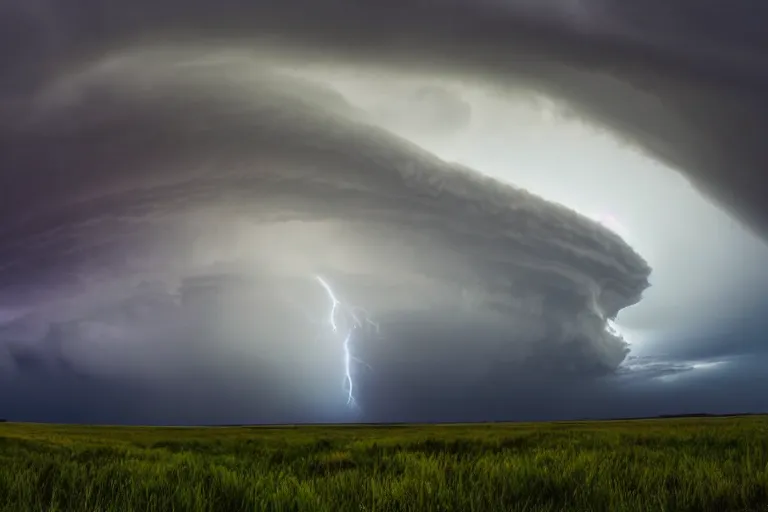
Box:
(1, 417, 767, 511)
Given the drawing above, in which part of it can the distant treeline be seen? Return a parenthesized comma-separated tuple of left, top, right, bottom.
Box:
(204, 413, 767, 428)
(610, 413, 763, 421)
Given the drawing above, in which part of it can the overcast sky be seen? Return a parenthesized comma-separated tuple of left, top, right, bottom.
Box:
(0, 0, 766, 424)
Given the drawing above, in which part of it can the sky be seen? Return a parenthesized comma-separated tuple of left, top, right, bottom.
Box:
(0, 0, 766, 424)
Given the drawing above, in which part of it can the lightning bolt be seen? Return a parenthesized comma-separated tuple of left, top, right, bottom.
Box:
(315, 275, 378, 409)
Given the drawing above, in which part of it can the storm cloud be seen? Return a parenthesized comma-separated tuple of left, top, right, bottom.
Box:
(0, 50, 650, 422)
(0, 0, 766, 423)
(1, 0, 767, 237)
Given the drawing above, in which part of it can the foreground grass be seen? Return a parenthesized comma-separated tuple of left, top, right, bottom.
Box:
(1, 417, 767, 511)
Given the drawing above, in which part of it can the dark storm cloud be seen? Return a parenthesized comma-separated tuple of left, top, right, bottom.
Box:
(0, 274, 344, 424)
(0, 50, 651, 422)
(610, 352, 768, 418)
(0, 52, 650, 311)
(1, 0, 767, 237)
(2, 0, 765, 422)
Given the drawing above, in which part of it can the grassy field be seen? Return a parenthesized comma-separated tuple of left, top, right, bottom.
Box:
(1, 417, 767, 511)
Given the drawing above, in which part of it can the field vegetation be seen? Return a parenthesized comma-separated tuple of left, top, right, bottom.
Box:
(1, 416, 767, 511)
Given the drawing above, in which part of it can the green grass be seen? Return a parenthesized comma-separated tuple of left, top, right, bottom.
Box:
(1, 417, 767, 511)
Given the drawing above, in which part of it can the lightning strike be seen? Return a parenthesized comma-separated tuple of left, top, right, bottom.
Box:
(315, 275, 377, 409)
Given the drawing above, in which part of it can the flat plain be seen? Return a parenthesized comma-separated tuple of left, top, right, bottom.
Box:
(1, 416, 767, 511)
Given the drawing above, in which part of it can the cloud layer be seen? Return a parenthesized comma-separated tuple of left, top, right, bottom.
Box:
(0, 50, 650, 422)
(2, 0, 766, 422)
(2, 0, 767, 237)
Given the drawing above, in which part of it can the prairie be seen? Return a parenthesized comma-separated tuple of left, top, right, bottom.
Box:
(1, 416, 767, 511)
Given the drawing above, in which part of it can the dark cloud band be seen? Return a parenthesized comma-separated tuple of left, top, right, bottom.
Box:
(3, 0, 767, 239)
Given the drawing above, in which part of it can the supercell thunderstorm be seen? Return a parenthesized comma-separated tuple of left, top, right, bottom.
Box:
(0, 8, 670, 420)
(0, 52, 652, 421)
